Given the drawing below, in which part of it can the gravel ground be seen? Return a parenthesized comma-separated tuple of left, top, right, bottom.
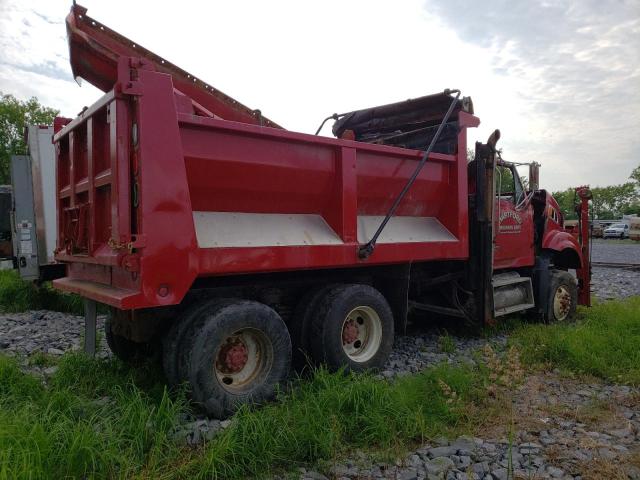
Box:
(591, 239, 640, 264)
(0, 241, 638, 478)
(589, 240, 640, 300)
(295, 374, 639, 480)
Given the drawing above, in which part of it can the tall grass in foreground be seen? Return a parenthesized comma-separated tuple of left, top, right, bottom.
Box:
(0, 269, 83, 314)
(0, 353, 184, 480)
(512, 296, 640, 384)
(0, 352, 484, 479)
(178, 365, 483, 479)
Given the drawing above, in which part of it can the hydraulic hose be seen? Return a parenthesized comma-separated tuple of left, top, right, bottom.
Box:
(358, 89, 461, 259)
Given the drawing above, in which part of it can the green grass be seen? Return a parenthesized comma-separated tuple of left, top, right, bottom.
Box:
(438, 332, 456, 354)
(0, 353, 486, 479)
(178, 364, 483, 479)
(0, 353, 185, 480)
(27, 351, 57, 368)
(512, 297, 640, 384)
(0, 269, 83, 314)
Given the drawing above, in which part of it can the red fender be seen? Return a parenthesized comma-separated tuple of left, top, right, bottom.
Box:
(542, 230, 584, 269)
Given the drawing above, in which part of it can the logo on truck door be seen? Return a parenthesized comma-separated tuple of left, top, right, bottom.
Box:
(498, 209, 522, 234)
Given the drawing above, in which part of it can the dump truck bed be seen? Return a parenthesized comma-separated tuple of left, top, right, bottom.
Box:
(53, 6, 479, 310)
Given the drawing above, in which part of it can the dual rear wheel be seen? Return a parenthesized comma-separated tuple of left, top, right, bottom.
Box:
(162, 300, 290, 418)
(160, 284, 393, 418)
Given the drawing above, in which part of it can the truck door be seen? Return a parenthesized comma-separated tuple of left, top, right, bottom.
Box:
(493, 165, 535, 269)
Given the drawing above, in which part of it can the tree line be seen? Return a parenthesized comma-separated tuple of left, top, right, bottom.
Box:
(552, 167, 640, 220)
(0, 93, 59, 185)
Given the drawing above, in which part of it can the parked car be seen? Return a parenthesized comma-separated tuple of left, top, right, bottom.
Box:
(591, 224, 604, 238)
(603, 223, 629, 239)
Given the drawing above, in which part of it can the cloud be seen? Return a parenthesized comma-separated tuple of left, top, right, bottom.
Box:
(0, 1, 101, 114)
(424, 0, 640, 189)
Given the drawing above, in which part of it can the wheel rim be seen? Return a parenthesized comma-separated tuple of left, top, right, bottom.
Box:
(553, 285, 572, 321)
(340, 306, 382, 363)
(214, 328, 273, 393)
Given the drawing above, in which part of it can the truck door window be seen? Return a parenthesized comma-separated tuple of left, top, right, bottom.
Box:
(497, 166, 515, 202)
(513, 166, 525, 205)
(496, 165, 525, 206)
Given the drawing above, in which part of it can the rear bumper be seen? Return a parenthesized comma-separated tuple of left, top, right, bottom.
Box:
(53, 277, 140, 309)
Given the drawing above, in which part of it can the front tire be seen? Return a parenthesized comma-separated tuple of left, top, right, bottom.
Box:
(546, 270, 577, 322)
(310, 284, 394, 372)
(185, 301, 291, 418)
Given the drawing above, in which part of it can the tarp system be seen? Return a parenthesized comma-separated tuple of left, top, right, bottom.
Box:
(332, 92, 473, 152)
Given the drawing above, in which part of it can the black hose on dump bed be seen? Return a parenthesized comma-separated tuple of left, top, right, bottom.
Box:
(358, 89, 461, 259)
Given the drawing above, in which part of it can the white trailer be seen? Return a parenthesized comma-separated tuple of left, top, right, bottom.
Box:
(10, 125, 64, 281)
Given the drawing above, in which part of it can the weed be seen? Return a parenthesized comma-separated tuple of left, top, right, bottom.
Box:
(438, 332, 456, 354)
(582, 458, 629, 480)
(480, 345, 524, 480)
(0, 353, 187, 479)
(183, 364, 486, 478)
(0, 270, 84, 314)
(0, 353, 488, 479)
(0, 269, 37, 312)
(512, 297, 640, 385)
(27, 351, 57, 367)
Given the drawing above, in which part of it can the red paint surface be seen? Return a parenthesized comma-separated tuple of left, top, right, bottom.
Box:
(493, 198, 535, 270)
(52, 59, 473, 309)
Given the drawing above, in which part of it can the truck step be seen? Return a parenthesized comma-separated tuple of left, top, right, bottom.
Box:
(492, 273, 535, 317)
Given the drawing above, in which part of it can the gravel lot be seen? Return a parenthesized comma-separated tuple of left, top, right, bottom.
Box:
(590, 239, 640, 300)
(1, 240, 639, 479)
(591, 239, 640, 264)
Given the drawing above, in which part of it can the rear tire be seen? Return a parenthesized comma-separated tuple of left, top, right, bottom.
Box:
(105, 309, 155, 364)
(162, 299, 226, 386)
(290, 284, 336, 372)
(546, 270, 577, 322)
(186, 300, 291, 418)
(310, 284, 394, 372)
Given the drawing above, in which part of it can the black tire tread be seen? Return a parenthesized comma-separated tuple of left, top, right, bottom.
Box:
(105, 310, 153, 364)
(309, 284, 394, 372)
(186, 300, 291, 418)
(546, 269, 578, 322)
(290, 284, 336, 371)
(162, 299, 229, 386)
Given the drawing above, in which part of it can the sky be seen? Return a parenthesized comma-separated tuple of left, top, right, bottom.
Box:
(0, 0, 638, 192)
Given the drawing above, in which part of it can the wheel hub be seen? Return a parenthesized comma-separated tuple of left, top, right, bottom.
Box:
(342, 319, 359, 345)
(553, 286, 571, 320)
(340, 306, 383, 363)
(217, 338, 249, 373)
(213, 328, 274, 394)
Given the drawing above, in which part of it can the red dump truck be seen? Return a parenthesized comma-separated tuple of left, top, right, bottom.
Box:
(53, 5, 592, 417)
